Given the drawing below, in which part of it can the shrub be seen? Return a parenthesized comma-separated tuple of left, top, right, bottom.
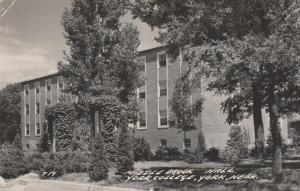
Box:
(220, 125, 250, 164)
(38, 132, 50, 153)
(63, 151, 90, 173)
(134, 137, 151, 161)
(154, 146, 182, 161)
(117, 118, 134, 174)
(89, 133, 109, 181)
(204, 147, 220, 161)
(25, 151, 90, 178)
(24, 152, 48, 172)
(0, 135, 29, 178)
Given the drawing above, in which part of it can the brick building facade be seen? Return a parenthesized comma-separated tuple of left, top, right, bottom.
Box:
(20, 46, 289, 151)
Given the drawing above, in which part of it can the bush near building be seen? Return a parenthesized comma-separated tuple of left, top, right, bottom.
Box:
(154, 146, 183, 161)
(89, 133, 109, 181)
(117, 118, 134, 174)
(0, 134, 29, 178)
(220, 125, 250, 164)
(133, 137, 151, 161)
(204, 147, 220, 162)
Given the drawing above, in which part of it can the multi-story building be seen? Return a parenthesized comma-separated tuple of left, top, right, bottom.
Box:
(20, 46, 289, 152)
(21, 73, 64, 151)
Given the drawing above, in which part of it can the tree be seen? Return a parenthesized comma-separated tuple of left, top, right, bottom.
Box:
(198, 0, 300, 179)
(221, 125, 250, 164)
(59, 0, 141, 103)
(0, 83, 21, 144)
(132, 0, 281, 159)
(169, 70, 203, 148)
(89, 133, 108, 181)
(117, 116, 134, 174)
(59, 0, 142, 164)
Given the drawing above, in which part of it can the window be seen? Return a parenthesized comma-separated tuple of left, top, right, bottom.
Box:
(25, 89, 29, 96)
(36, 123, 41, 136)
(26, 144, 30, 150)
(25, 104, 29, 115)
(184, 138, 191, 148)
(59, 82, 63, 89)
(138, 112, 146, 128)
(46, 99, 51, 105)
(46, 81, 51, 91)
(160, 139, 167, 147)
(159, 80, 167, 97)
(159, 110, 168, 126)
(25, 124, 30, 136)
(36, 87, 39, 94)
(158, 53, 166, 67)
(139, 92, 146, 99)
(36, 103, 40, 114)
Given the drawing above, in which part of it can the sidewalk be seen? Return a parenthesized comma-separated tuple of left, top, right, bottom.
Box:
(0, 174, 146, 191)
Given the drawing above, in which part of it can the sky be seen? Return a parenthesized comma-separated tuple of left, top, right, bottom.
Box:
(0, 0, 159, 88)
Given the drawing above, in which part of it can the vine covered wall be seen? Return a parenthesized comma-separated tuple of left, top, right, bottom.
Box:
(45, 103, 76, 151)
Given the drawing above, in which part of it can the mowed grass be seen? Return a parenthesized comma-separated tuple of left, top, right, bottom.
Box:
(57, 160, 300, 191)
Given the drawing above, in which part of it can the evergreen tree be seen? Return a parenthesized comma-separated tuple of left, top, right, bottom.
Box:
(117, 116, 134, 174)
(89, 133, 108, 181)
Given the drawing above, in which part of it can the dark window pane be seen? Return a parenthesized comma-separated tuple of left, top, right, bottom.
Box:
(139, 92, 145, 99)
(36, 103, 40, 114)
(159, 54, 166, 67)
(36, 88, 39, 94)
(160, 118, 168, 126)
(184, 138, 191, 148)
(25, 104, 29, 115)
(160, 139, 167, 147)
(160, 89, 167, 96)
(139, 112, 146, 127)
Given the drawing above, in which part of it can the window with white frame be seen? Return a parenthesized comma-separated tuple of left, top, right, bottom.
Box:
(25, 86, 29, 96)
(46, 80, 51, 91)
(138, 112, 146, 129)
(36, 103, 40, 114)
(159, 110, 168, 126)
(25, 104, 29, 115)
(25, 124, 30, 136)
(36, 123, 41, 136)
(159, 80, 167, 97)
(184, 138, 191, 149)
(158, 53, 166, 67)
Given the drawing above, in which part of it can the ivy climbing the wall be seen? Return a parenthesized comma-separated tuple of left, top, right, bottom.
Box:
(45, 103, 76, 152)
(88, 95, 125, 166)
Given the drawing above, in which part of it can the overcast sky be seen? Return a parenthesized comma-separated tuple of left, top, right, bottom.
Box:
(0, 0, 159, 88)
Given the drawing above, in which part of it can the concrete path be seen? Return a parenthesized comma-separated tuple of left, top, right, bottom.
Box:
(0, 174, 146, 191)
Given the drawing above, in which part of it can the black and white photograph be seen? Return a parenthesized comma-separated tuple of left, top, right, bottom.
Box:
(0, 0, 300, 191)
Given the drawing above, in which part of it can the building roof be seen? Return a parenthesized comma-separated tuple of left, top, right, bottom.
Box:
(19, 45, 169, 85)
(20, 73, 60, 85)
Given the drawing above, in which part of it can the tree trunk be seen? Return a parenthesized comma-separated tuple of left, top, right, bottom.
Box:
(252, 82, 265, 159)
(183, 131, 186, 149)
(90, 110, 95, 146)
(268, 83, 283, 182)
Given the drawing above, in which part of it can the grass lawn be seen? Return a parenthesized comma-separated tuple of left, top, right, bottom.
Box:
(56, 160, 300, 191)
